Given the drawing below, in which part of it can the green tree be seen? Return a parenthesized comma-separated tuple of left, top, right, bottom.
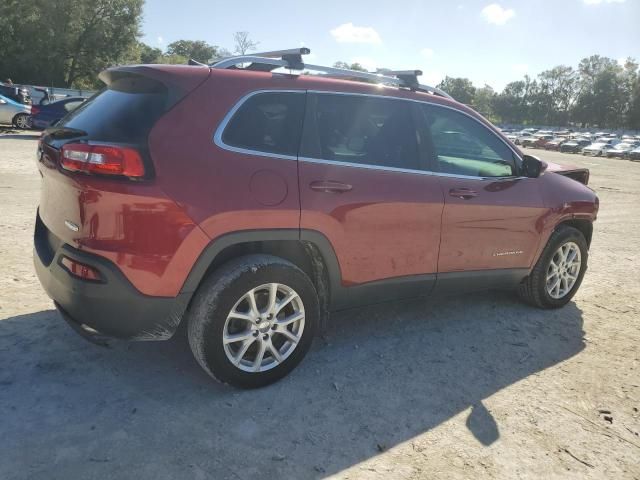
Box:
(333, 61, 368, 72)
(472, 84, 496, 118)
(0, 0, 143, 88)
(437, 76, 476, 105)
(166, 40, 221, 63)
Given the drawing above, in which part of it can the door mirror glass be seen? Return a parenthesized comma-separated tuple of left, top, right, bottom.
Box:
(521, 154, 547, 178)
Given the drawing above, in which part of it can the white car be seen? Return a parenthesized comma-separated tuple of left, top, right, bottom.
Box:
(0, 94, 31, 129)
(582, 141, 617, 156)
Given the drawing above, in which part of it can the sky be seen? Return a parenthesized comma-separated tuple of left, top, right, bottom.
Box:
(141, 0, 640, 91)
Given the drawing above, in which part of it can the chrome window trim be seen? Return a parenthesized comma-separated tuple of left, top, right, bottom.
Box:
(213, 89, 525, 180)
(298, 156, 526, 181)
(213, 89, 306, 161)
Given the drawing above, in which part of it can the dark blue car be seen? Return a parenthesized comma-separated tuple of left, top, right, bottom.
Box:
(31, 97, 85, 129)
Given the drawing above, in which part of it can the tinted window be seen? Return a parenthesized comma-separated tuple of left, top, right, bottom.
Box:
(301, 93, 419, 170)
(422, 104, 516, 177)
(222, 92, 305, 156)
(58, 77, 167, 143)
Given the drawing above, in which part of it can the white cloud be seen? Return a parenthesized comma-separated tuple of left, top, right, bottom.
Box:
(330, 23, 382, 44)
(421, 48, 434, 59)
(583, 0, 625, 4)
(157, 35, 164, 46)
(481, 4, 515, 25)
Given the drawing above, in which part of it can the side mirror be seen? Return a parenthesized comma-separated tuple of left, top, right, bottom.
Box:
(521, 154, 547, 178)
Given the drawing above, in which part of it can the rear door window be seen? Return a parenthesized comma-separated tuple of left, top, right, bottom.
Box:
(300, 93, 421, 170)
(220, 91, 305, 157)
(421, 104, 518, 177)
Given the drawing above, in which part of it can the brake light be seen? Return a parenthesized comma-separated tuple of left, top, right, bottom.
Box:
(60, 143, 145, 178)
(31, 106, 40, 116)
(60, 256, 102, 281)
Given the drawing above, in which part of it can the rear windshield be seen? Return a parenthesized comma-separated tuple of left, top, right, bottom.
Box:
(57, 76, 167, 143)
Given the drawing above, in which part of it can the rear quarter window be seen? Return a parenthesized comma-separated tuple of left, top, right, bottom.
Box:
(219, 91, 305, 157)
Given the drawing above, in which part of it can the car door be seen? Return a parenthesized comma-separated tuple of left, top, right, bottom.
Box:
(417, 103, 546, 278)
(0, 95, 13, 123)
(298, 92, 444, 308)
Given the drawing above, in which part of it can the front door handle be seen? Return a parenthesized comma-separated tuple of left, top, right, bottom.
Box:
(449, 188, 478, 200)
(310, 180, 353, 193)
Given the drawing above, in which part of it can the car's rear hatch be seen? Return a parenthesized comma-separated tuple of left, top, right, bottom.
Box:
(37, 65, 210, 250)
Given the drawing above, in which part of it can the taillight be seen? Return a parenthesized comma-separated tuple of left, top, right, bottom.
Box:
(60, 143, 145, 178)
(31, 106, 40, 116)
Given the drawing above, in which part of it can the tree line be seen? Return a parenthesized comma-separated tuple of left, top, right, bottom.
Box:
(1, 0, 637, 129)
(0, 0, 257, 88)
(438, 56, 640, 130)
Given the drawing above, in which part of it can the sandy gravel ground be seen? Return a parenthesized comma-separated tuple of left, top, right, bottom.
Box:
(0, 131, 638, 480)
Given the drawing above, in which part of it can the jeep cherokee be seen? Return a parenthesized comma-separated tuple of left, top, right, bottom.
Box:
(34, 49, 598, 388)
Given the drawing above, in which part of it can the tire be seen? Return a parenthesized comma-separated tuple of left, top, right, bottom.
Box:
(186, 254, 320, 388)
(518, 225, 588, 309)
(12, 113, 31, 129)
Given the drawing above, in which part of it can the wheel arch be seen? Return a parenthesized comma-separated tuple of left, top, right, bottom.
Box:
(180, 230, 343, 319)
(557, 218, 593, 248)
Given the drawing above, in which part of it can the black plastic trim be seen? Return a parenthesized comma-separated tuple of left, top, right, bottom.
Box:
(180, 229, 529, 311)
(34, 212, 189, 341)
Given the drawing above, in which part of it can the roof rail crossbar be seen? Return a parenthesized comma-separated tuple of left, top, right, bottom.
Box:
(208, 47, 453, 99)
(210, 47, 310, 70)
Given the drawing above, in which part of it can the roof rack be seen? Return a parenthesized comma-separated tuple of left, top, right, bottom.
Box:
(208, 47, 452, 99)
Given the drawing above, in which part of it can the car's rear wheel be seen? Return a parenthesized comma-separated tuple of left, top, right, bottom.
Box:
(518, 225, 588, 309)
(13, 113, 31, 129)
(187, 254, 319, 388)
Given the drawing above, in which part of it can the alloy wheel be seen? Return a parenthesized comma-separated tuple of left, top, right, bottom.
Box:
(546, 242, 581, 299)
(222, 283, 305, 372)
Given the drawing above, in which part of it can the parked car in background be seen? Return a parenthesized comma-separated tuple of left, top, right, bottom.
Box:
(583, 139, 619, 156)
(531, 134, 555, 148)
(561, 138, 592, 153)
(544, 138, 567, 151)
(0, 82, 32, 105)
(629, 146, 640, 161)
(33, 55, 598, 388)
(0, 93, 32, 128)
(31, 97, 85, 130)
(521, 133, 553, 148)
(605, 142, 639, 159)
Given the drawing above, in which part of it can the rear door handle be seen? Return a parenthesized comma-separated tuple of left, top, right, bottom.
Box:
(310, 180, 353, 193)
(449, 188, 478, 200)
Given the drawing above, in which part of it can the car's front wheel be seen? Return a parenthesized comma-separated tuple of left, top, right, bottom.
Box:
(12, 113, 31, 129)
(518, 225, 588, 309)
(187, 254, 319, 388)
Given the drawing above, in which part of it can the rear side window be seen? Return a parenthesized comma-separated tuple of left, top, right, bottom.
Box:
(221, 92, 305, 157)
(421, 104, 517, 177)
(301, 93, 420, 170)
(57, 76, 168, 143)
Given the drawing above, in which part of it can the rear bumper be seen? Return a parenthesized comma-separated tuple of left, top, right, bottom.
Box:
(33, 212, 190, 341)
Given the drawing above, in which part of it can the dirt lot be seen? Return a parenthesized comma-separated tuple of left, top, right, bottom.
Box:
(0, 131, 639, 480)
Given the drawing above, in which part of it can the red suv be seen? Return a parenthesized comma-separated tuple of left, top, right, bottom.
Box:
(34, 49, 598, 388)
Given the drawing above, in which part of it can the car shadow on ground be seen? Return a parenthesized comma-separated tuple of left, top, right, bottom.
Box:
(0, 290, 584, 479)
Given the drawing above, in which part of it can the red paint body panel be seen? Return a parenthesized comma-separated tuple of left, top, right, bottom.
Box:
(436, 176, 546, 272)
(299, 163, 443, 285)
